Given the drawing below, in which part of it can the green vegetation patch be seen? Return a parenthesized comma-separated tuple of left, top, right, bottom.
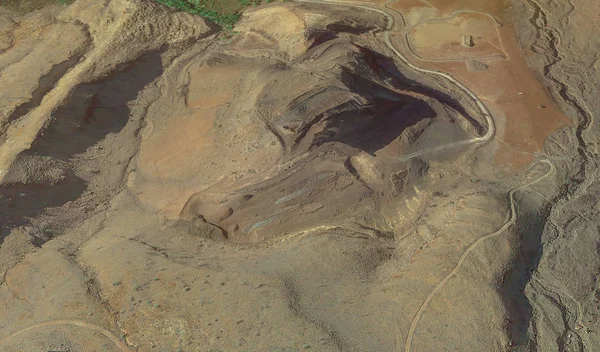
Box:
(153, 0, 267, 29)
(2, 0, 271, 30)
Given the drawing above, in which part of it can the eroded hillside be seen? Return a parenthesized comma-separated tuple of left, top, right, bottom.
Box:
(0, 0, 598, 351)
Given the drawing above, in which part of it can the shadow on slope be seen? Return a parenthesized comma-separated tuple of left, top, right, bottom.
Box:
(0, 51, 164, 245)
(500, 193, 548, 349)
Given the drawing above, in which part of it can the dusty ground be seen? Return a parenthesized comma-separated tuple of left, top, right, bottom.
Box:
(389, 0, 571, 174)
(0, 0, 598, 351)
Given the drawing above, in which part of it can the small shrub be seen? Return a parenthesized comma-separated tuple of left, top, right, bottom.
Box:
(153, 0, 270, 30)
(2, 0, 271, 31)
(153, 0, 243, 29)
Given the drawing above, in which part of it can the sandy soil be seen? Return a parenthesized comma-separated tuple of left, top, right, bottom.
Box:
(389, 0, 571, 174)
(0, 0, 598, 351)
(408, 12, 505, 61)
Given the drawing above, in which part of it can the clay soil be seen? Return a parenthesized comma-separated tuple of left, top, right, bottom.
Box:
(0, 0, 599, 351)
(390, 0, 570, 173)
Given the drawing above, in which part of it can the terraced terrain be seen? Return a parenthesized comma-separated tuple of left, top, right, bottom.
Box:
(0, 0, 598, 351)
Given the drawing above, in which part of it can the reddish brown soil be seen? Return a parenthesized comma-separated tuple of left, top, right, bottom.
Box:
(389, 0, 570, 173)
(408, 12, 505, 61)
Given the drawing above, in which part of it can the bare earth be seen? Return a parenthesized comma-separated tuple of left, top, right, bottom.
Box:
(0, 0, 599, 351)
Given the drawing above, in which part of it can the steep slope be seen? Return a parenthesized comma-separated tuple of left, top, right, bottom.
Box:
(510, 0, 600, 350)
(2, 0, 597, 351)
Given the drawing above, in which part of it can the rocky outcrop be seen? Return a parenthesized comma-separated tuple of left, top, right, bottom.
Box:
(510, 0, 600, 350)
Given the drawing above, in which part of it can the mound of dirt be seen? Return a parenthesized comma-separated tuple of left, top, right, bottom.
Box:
(0, 0, 598, 351)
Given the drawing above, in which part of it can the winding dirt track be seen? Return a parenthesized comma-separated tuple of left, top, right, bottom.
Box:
(300, 1, 554, 351)
(299, 0, 496, 162)
(0, 319, 132, 351)
(403, 159, 554, 351)
(0, 2, 557, 351)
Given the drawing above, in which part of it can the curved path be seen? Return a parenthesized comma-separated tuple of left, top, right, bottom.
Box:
(0, 3, 552, 352)
(298, 1, 554, 351)
(403, 159, 554, 351)
(298, 0, 496, 163)
(0, 319, 132, 351)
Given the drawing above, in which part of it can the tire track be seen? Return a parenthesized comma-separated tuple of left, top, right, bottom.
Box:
(404, 159, 554, 352)
(0, 319, 133, 351)
(298, 0, 496, 164)
(294, 2, 557, 351)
